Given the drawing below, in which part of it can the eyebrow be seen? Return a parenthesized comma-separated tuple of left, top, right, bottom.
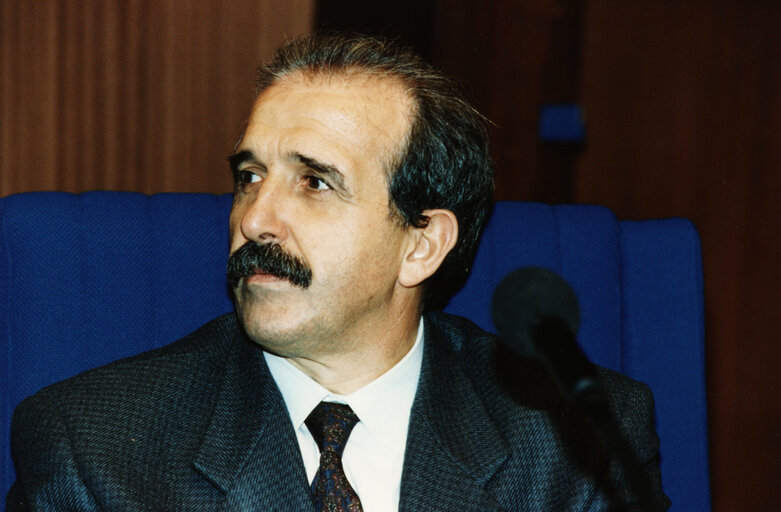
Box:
(289, 152, 348, 193)
(227, 150, 257, 175)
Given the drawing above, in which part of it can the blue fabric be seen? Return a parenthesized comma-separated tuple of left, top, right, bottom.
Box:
(619, 220, 709, 512)
(447, 202, 623, 370)
(0, 192, 710, 510)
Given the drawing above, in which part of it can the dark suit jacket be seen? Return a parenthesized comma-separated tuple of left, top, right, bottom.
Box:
(7, 312, 670, 511)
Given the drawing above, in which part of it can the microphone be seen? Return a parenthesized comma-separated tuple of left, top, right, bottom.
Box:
(491, 266, 604, 406)
(492, 266, 657, 505)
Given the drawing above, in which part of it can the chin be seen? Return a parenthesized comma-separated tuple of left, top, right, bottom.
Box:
(235, 298, 315, 355)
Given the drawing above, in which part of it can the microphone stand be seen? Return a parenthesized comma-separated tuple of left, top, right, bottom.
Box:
(533, 319, 657, 509)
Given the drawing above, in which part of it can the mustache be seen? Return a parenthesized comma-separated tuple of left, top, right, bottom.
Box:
(226, 241, 312, 289)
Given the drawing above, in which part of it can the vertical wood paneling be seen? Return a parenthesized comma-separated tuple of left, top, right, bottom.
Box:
(577, 2, 781, 510)
(431, 0, 582, 203)
(1, 0, 314, 196)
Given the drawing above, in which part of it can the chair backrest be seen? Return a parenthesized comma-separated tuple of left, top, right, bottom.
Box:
(0, 191, 710, 510)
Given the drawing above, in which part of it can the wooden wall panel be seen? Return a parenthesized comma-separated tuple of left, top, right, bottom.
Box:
(431, 0, 582, 204)
(577, 2, 781, 510)
(1, 0, 314, 196)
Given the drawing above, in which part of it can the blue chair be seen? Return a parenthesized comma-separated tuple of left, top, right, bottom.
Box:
(0, 191, 710, 510)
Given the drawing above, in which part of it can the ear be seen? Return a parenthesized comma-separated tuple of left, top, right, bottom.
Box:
(398, 209, 458, 288)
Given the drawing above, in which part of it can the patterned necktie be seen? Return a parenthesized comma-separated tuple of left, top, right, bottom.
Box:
(305, 402, 363, 512)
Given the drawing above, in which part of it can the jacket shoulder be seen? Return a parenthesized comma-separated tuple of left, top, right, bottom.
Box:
(423, 311, 669, 510)
(424, 310, 653, 403)
(11, 313, 243, 457)
(9, 314, 243, 510)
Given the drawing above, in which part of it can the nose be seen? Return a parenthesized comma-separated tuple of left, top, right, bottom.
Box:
(235, 177, 290, 244)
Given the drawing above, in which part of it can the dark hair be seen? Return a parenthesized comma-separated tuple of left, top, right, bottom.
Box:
(255, 32, 495, 309)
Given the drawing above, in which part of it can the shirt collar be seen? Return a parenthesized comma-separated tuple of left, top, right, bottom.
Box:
(265, 318, 424, 455)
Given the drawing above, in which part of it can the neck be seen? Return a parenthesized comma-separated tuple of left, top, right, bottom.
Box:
(287, 304, 421, 395)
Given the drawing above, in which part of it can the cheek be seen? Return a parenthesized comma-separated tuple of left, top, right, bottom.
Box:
(306, 228, 375, 274)
(339, 225, 406, 278)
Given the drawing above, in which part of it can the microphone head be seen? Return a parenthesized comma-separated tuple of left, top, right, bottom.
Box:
(491, 266, 580, 357)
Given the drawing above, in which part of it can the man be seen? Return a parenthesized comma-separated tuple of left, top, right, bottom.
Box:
(8, 33, 669, 511)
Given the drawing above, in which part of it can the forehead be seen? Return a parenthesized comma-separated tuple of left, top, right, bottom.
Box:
(241, 72, 414, 174)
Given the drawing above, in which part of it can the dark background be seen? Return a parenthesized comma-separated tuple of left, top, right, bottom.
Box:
(2, 1, 779, 510)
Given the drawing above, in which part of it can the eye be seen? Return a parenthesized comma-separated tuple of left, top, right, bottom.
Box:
(232, 169, 262, 195)
(237, 170, 260, 185)
(305, 175, 330, 191)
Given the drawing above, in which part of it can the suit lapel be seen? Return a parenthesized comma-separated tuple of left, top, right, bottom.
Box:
(399, 314, 510, 512)
(191, 321, 312, 511)
(401, 314, 608, 511)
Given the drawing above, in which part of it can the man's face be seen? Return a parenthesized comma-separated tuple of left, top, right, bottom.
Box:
(228, 73, 417, 359)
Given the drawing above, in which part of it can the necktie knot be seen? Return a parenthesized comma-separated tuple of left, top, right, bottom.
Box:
(305, 401, 360, 455)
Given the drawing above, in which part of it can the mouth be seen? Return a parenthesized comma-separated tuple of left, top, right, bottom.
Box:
(244, 269, 287, 283)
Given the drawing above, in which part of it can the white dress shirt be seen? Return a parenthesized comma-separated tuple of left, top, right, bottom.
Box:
(264, 319, 424, 512)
